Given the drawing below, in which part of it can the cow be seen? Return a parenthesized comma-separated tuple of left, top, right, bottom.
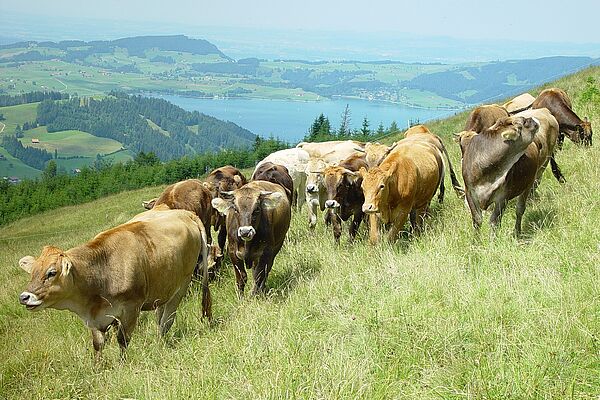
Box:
(532, 88, 593, 147)
(297, 140, 366, 163)
(403, 124, 464, 200)
(516, 108, 566, 184)
(211, 181, 291, 297)
(502, 93, 535, 114)
(205, 166, 248, 255)
(254, 148, 310, 208)
(304, 157, 331, 228)
(356, 142, 397, 169)
(251, 162, 294, 204)
(465, 104, 510, 133)
(457, 115, 540, 236)
(18, 207, 211, 362)
(359, 140, 443, 244)
(322, 153, 368, 243)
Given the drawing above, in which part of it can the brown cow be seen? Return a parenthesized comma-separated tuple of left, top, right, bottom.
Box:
(502, 93, 535, 114)
(465, 104, 509, 133)
(457, 115, 540, 236)
(360, 142, 397, 168)
(251, 162, 294, 204)
(18, 208, 210, 362)
(403, 124, 464, 200)
(360, 140, 443, 243)
(212, 181, 291, 297)
(205, 166, 248, 253)
(532, 88, 593, 147)
(322, 154, 368, 243)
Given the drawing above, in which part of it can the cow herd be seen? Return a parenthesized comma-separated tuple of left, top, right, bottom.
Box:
(17, 87, 593, 361)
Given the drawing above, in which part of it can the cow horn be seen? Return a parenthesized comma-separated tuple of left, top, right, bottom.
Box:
(260, 191, 273, 196)
(220, 190, 234, 198)
(353, 147, 366, 153)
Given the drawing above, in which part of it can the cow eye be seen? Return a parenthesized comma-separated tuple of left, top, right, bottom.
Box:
(379, 184, 385, 190)
(46, 269, 57, 279)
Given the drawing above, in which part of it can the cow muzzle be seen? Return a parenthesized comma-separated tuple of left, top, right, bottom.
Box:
(325, 199, 340, 209)
(306, 184, 318, 194)
(362, 203, 378, 213)
(19, 291, 43, 310)
(238, 226, 256, 241)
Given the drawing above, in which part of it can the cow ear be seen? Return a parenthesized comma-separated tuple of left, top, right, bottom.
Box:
(453, 132, 461, 143)
(61, 256, 72, 277)
(358, 167, 367, 178)
(344, 169, 360, 184)
(19, 256, 35, 274)
(211, 198, 232, 215)
(261, 191, 284, 209)
(501, 129, 519, 141)
(233, 175, 242, 185)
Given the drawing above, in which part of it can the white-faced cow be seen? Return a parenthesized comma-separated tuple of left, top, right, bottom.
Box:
(254, 148, 310, 209)
(18, 207, 210, 362)
(532, 88, 593, 147)
(212, 181, 291, 297)
(457, 115, 541, 236)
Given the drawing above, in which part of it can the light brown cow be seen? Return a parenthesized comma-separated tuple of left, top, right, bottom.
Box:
(502, 93, 535, 114)
(361, 142, 397, 168)
(403, 124, 464, 200)
(465, 104, 509, 133)
(18, 207, 210, 362)
(360, 140, 443, 243)
(457, 115, 540, 236)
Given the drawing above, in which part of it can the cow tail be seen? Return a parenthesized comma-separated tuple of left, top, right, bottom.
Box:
(199, 222, 212, 321)
(438, 137, 465, 198)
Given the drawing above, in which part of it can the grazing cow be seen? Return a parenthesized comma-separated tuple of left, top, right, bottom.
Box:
(297, 140, 366, 163)
(18, 208, 210, 362)
(322, 154, 368, 243)
(212, 181, 291, 297)
(205, 166, 248, 254)
(360, 140, 443, 243)
(251, 162, 294, 204)
(532, 88, 593, 147)
(465, 104, 509, 133)
(403, 124, 464, 200)
(457, 115, 540, 236)
(516, 108, 566, 184)
(254, 148, 310, 208)
(502, 93, 535, 114)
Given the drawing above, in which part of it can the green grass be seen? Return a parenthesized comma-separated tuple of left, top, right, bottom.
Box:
(0, 147, 41, 178)
(0, 68, 599, 399)
(21, 127, 123, 157)
(0, 103, 39, 135)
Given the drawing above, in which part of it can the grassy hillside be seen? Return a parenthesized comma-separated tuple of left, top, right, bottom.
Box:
(0, 68, 598, 399)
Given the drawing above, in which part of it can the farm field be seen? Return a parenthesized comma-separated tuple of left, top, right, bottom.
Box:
(0, 67, 598, 399)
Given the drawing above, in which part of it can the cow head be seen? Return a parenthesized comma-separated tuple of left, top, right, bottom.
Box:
(488, 115, 539, 145)
(212, 187, 283, 257)
(364, 142, 396, 168)
(322, 166, 360, 210)
(18, 246, 74, 312)
(453, 131, 479, 156)
(305, 158, 328, 196)
(578, 118, 593, 146)
(142, 198, 157, 210)
(359, 166, 394, 214)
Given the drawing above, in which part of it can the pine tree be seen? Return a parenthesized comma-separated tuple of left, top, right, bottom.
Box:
(360, 117, 370, 138)
(377, 122, 385, 136)
(338, 104, 351, 137)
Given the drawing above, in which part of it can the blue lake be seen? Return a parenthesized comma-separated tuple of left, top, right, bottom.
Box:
(156, 94, 457, 142)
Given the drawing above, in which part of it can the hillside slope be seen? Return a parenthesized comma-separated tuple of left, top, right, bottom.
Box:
(0, 68, 598, 399)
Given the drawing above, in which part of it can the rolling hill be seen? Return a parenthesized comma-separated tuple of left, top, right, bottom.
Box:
(0, 67, 598, 399)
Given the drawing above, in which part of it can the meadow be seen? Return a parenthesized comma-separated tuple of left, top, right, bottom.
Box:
(0, 68, 598, 399)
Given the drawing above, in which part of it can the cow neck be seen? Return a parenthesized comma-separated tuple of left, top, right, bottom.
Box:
(469, 136, 530, 185)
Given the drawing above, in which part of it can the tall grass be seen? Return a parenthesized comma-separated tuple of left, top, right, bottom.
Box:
(0, 68, 598, 399)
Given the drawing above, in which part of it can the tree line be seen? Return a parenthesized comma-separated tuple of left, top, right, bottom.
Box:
(0, 137, 289, 226)
(1, 135, 52, 169)
(0, 91, 69, 107)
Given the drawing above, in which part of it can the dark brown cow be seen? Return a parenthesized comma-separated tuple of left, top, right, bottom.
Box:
(465, 104, 509, 133)
(212, 181, 291, 297)
(457, 115, 540, 236)
(251, 162, 294, 204)
(532, 88, 593, 147)
(205, 166, 248, 253)
(322, 154, 368, 243)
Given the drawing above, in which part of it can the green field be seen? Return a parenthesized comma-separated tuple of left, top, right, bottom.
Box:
(0, 146, 41, 178)
(0, 103, 39, 135)
(21, 127, 123, 157)
(0, 68, 598, 399)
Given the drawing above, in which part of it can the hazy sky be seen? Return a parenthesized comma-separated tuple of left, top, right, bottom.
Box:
(4, 0, 600, 43)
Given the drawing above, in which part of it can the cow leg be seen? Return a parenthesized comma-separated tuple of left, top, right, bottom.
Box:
(349, 211, 363, 242)
(307, 199, 318, 229)
(466, 192, 483, 231)
(233, 262, 247, 298)
(116, 310, 140, 360)
(368, 213, 380, 244)
(157, 282, 190, 337)
(218, 225, 227, 254)
(412, 206, 428, 235)
(489, 199, 507, 237)
(251, 256, 270, 296)
(557, 131, 565, 150)
(514, 186, 532, 237)
(387, 210, 410, 243)
(91, 328, 106, 365)
(550, 155, 566, 184)
(331, 211, 342, 243)
(437, 176, 445, 204)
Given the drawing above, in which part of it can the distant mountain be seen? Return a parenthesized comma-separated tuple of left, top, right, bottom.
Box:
(401, 56, 600, 104)
(0, 34, 230, 62)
